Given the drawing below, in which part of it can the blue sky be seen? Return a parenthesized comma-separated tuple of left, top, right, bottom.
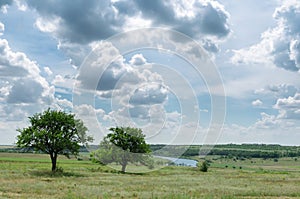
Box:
(0, 0, 300, 145)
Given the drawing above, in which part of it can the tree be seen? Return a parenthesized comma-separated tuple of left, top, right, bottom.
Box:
(197, 161, 209, 172)
(16, 108, 93, 172)
(91, 126, 152, 173)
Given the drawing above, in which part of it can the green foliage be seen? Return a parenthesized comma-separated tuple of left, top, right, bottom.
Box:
(197, 161, 208, 172)
(91, 126, 152, 172)
(151, 144, 300, 159)
(16, 108, 92, 171)
(75, 119, 94, 145)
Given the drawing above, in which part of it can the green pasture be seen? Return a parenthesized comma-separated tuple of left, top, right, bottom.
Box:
(0, 153, 300, 198)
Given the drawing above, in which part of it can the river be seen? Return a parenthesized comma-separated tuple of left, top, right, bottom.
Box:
(155, 156, 198, 167)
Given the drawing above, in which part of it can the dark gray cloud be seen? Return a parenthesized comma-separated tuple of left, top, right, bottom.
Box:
(26, 0, 123, 43)
(0, 39, 37, 78)
(128, 106, 150, 120)
(0, 38, 54, 107)
(271, 2, 300, 71)
(273, 47, 299, 71)
(7, 79, 43, 104)
(120, 0, 231, 39)
(129, 84, 168, 105)
(0, 0, 12, 8)
(97, 61, 140, 91)
(26, 0, 231, 44)
(198, 2, 229, 37)
(131, 0, 176, 24)
(0, 64, 28, 77)
(201, 39, 219, 53)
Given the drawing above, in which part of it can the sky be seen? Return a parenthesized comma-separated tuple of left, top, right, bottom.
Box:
(0, 0, 300, 146)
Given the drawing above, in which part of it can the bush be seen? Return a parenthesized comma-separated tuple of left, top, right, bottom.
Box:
(197, 161, 208, 172)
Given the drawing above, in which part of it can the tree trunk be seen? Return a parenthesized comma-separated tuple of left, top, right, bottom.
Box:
(121, 161, 127, 173)
(50, 153, 57, 172)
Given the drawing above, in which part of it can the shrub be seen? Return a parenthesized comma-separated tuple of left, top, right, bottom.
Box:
(197, 161, 208, 172)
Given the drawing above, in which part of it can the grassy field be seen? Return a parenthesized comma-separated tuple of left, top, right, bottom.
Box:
(0, 153, 300, 198)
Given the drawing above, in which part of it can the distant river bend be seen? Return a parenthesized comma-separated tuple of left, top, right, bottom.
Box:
(155, 156, 198, 167)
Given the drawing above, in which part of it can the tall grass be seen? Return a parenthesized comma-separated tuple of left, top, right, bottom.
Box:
(0, 153, 300, 198)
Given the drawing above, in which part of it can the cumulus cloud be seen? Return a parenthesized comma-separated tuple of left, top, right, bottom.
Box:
(129, 53, 147, 66)
(119, 0, 231, 39)
(0, 0, 12, 13)
(75, 45, 171, 131)
(7, 79, 44, 104)
(57, 41, 92, 67)
(97, 58, 142, 91)
(25, 0, 231, 59)
(0, 39, 40, 78)
(26, 0, 123, 43)
(252, 99, 263, 107)
(129, 84, 168, 106)
(253, 112, 280, 130)
(231, 1, 300, 72)
(76, 43, 166, 103)
(0, 36, 55, 126)
(254, 84, 298, 99)
(245, 92, 300, 138)
(290, 39, 300, 68)
(275, 93, 300, 120)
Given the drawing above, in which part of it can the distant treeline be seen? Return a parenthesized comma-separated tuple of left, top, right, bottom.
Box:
(2, 144, 300, 159)
(0, 146, 89, 153)
(150, 144, 300, 159)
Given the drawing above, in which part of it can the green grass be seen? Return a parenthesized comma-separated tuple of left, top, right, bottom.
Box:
(0, 153, 300, 198)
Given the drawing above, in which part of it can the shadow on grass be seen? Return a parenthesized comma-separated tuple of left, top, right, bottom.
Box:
(29, 170, 85, 178)
(120, 171, 148, 176)
(87, 166, 149, 175)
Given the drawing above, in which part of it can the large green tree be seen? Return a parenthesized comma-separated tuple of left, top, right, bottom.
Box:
(16, 108, 93, 171)
(92, 126, 152, 173)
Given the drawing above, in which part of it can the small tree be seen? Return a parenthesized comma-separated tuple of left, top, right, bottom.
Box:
(16, 108, 93, 172)
(91, 126, 152, 173)
(197, 161, 209, 172)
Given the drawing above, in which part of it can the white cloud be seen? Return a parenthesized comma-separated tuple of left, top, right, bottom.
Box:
(254, 84, 298, 100)
(0, 22, 4, 35)
(0, 120, 26, 144)
(73, 104, 110, 142)
(252, 99, 263, 107)
(253, 112, 280, 130)
(7, 79, 44, 104)
(129, 84, 168, 106)
(0, 34, 57, 143)
(25, 0, 232, 57)
(129, 54, 147, 66)
(74, 104, 105, 117)
(43, 66, 52, 76)
(52, 74, 64, 84)
(15, 0, 27, 11)
(231, 1, 300, 72)
(216, 122, 300, 145)
(0, 0, 12, 13)
(0, 38, 40, 78)
(275, 93, 300, 120)
(290, 39, 300, 68)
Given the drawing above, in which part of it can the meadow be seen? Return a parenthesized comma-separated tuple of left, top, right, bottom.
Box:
(1, 152, 300, 198)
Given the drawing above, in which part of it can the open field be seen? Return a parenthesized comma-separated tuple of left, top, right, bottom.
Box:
(1, 153, 300, 198)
